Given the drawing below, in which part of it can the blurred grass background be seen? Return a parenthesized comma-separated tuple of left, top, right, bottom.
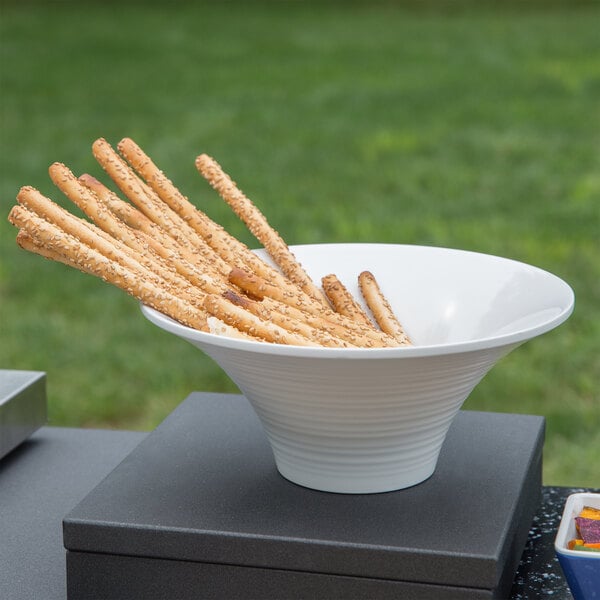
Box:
(1, 1, 598, 487)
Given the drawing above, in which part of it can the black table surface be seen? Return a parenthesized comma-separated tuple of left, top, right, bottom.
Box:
(0, 420, 591, 599)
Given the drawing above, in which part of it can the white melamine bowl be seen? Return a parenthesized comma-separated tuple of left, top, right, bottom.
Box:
(142, 243, 574, 494)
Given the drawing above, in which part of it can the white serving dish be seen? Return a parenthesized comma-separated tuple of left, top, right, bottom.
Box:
(142, 243, 574, 494)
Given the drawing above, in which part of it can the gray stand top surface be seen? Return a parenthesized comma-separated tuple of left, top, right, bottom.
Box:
(64, 393, 544, 592)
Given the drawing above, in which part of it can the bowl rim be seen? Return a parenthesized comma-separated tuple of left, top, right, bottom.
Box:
(554, 492, 600, 559)
(141, 243, 575, 359)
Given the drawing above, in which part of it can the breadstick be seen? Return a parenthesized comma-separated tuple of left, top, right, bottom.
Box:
(118, 138, 245, 262)
(228, 267, 324, 312)
(78, 174, 158, 235)
(118, 138, 268, 276)
(229, 269, 397, 347)
(78, 170, 229, 288)
(223, 290, 354, 348)
(17, 186, 132, 264)
(18, 185, 154, 281)
(195, 153, 329, 307)
(358, 271, 411, 346)
(16, 230, 96, 274)
(118, 138, 323, 307)
(80, 172, 192, 259)
(207, 316, 260, 341)
(9, 206, 208, 331)
(228, 267, 396, 346)
(50, 164, 227, 297)
(49, 164, 167, 259)
(92, 138, 231, 281)
(92, 138, 174, 229)
(18, 183, 225, 308)
(14, 193, 209, 312)
(203, 294, 320, 347)
(322, 274, 373, 327)
(259, 297, 397, 349)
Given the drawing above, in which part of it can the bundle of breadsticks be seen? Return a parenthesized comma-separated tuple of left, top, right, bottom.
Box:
(7, 138, 411, 348)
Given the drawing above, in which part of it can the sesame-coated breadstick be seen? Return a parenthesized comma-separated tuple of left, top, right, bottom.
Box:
(359, 271, 411, 346)
(17, 186, 135, 269)
(93, 138, 181, 235)
(15, 188, 207, 307)
(222, 290, 354, 348)
(51, 164, 227, 296)
(206, 316, 259, 341)
(203, 294, 320, 347)
(259, 297, 397, 349)
(16, 230, 96, 274)
(118, 138, 320, 307)
(228, 267, 326, 314)
(92, 138, 231, 281)
(78, 174, 160, 237)
(195, 153, 329, 307)
(322, 274, 374, 327)
(49, 164, 167, 260)
(78, 172, 225, 283)
(118, 138, 245, 262)
(229, 268, 398, 347)
(9, 205, 208, 331)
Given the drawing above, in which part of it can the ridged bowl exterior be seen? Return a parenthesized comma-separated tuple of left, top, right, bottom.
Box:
(194, 343, 516, 493)
(141, 243, 574, 494)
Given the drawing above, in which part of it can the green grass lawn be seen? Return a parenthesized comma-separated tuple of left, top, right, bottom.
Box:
(1, 1, 598, 487)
